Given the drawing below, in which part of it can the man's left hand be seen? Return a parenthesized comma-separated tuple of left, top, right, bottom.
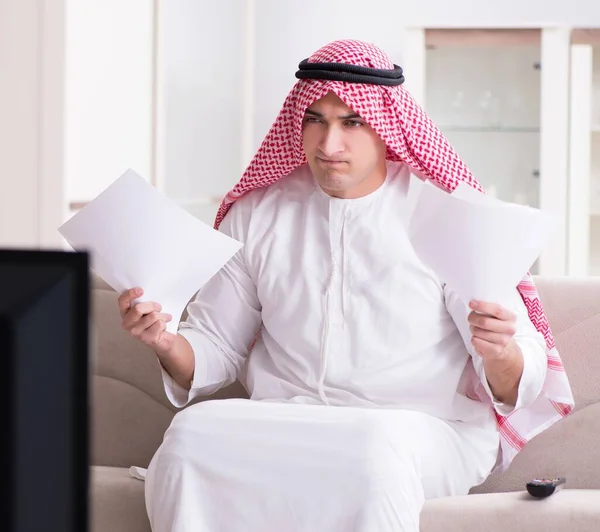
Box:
(468, 300, 518, 360)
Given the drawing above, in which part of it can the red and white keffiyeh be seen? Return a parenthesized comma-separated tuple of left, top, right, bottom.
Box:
(214, 39, 574, 470)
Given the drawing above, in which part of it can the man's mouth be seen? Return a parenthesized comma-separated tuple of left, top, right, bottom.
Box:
(317, 157, 346, 165)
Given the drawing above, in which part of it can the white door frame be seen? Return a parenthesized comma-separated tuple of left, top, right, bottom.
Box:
(39, 0, 67, 249)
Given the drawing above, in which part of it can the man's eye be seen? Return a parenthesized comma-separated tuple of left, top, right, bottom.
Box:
(345, 120, 363, 127)
(304, 117, 321, 124)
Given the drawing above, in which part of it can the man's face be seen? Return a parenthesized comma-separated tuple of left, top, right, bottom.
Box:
(302, 92, 387, 199)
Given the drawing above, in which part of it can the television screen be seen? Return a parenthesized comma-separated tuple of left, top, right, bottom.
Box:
(0, 249, 90, 532)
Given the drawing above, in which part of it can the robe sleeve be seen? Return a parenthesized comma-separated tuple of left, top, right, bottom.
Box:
(443, 284, 547, 416)
(161, 200, 261, 408)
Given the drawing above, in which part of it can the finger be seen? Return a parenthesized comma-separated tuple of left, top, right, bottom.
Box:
(468, 311, 517, 335)
(139, 320, 167, 346)
(469, 325, 512, 347)
(118, 287, 144, 315)
(471, 337, 504, 358)
(130, 312, 172, 337)
(122, 302, 163, 330)
(469, 300, 516, 321)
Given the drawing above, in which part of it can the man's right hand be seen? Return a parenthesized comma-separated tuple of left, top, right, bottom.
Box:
(118, 287, 176, 356)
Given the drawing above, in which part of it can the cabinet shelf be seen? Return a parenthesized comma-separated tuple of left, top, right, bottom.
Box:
(439, 126, 540, 133)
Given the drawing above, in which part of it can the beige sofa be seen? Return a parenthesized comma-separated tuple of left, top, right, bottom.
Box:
(89, 276, 600, 532)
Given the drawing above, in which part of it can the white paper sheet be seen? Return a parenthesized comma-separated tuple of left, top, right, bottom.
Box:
(59, 169, 242, 333)
(408, 181, 556, 306)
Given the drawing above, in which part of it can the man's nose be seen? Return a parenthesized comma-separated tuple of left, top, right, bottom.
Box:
(319, 125, 344, 158)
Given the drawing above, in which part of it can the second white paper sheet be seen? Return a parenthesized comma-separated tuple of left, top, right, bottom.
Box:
(59, 169, 242, 333)
(408, 181, 556, 306)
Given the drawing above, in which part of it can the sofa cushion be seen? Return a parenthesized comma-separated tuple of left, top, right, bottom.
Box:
(421, 489, 600, 532)
(90, 466, 150, 532)
(92, 289, 177, 412)
(91, 376, 174, 468)
(533, 276, 600, 411)
(90, 465, 600, 532)
(472, 403, 600, 493)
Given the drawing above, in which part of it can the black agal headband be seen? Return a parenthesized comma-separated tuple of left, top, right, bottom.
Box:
(295, 58, 405, 86)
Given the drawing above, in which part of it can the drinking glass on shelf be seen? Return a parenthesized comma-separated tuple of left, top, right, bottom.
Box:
(449, 90, 466, 128)
(477, 90, 502, 129)
(505, 93, 527, 129)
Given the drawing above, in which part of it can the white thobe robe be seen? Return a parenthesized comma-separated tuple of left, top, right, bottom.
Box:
(145, 162, 548, 532)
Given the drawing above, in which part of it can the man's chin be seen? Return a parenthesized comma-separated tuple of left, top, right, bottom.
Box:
(317, 176, 347, 191)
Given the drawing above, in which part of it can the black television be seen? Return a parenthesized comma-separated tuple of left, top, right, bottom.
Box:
(0, 249, 90, 532)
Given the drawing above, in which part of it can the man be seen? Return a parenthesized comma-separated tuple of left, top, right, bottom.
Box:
(119, 40, 574, 531)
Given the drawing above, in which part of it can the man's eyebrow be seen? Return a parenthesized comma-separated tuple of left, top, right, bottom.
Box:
(304, 109, 362, 120)
(339, 112, 362, 119)
(305, 109, 324, 117)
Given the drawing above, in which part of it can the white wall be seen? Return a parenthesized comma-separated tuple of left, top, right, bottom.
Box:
(0, 0, 154, 248)
(160, 0, 246, 200)
(0, 0, 42, 248)
(64, 0, 154, 203)
(0, 0, 65, 249)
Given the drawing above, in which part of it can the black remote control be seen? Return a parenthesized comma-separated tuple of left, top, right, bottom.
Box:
(526, 477, 566, 498)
